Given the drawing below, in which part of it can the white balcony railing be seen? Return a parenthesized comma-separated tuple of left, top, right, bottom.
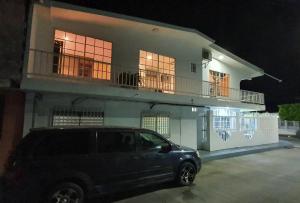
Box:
(25, 49, 265, 105)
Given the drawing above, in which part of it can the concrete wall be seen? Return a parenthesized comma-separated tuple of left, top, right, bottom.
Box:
(23, 92, 207, 150)
(207, 111, 279, 151)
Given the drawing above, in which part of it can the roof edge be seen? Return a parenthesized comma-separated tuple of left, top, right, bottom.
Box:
(210, 43, 264, 73)
(41, 0, 264, 74)
(49, 0, 215, 43)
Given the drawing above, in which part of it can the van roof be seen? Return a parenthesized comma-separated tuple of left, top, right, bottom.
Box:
(30, 126, 145, 132)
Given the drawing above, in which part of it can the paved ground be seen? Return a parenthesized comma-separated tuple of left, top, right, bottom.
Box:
(96, 138, 300, 203)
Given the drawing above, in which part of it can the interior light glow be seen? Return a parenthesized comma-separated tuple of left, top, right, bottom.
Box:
(147, 55, 152, 60)
(192, 107, 198, 112)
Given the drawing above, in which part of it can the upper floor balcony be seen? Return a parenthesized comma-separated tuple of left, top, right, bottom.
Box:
(23, 49, 265, 106)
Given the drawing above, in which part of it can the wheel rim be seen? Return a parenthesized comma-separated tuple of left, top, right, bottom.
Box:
(180, 165, 195, 184)
(51, 187, 80, 203)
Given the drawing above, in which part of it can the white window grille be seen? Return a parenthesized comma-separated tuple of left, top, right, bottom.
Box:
(141, 113, 170, 138)
(52, 107, 104, 126)
(212, 108, 237, 130)
(240, 116, 257, 139)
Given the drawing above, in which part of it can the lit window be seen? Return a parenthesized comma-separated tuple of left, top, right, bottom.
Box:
(142, 113, 170, 138)
(139, 50, 175, 94)
(209, 70, 230, 97)
(53, 30, 112, 80)
(52, 107, 104, 126)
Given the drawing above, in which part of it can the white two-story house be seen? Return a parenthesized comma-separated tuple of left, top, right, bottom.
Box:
(21, 0, 279, 151)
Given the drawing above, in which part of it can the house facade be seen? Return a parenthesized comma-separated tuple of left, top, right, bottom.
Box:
(21, 0, 278, 151)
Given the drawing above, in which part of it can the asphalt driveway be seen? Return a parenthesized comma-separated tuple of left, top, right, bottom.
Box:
(96, 140, 300, 203)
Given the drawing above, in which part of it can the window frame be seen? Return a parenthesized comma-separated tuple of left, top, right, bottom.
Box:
(209, 70, 230, 97)
(141, 112, 170, 138)
(138, 50, 176, 93)
(33, 129, 94, 158)
(51, 107, 104, 127)
(212, 108, 237, 130)
(52, 29, 112, 80)
(136, 129, 171, 152)
(191, 63, 197, 73)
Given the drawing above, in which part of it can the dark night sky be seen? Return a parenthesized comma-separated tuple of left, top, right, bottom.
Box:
(58, 0, 300, 112)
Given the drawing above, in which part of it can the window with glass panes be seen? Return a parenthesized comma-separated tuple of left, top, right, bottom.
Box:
(209, 70, 230, 97)
(139, 50, 175, 94)
(141, 113, 170, 138)
(53, 30, 112, 80)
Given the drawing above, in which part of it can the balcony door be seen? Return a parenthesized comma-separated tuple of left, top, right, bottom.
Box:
(209, 70, 229, 97)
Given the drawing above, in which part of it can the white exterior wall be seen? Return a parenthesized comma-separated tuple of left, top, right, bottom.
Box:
(29, 4, 206, 84)
(21, 3, 277, 152)
(207, 111, 279, 151)
(27, 4, 258, 95)
(204, 58, 246, 90)
(23, 93, 203, 150)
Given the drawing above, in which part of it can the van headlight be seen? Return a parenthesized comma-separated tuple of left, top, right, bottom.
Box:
(196, 150, 201, 158)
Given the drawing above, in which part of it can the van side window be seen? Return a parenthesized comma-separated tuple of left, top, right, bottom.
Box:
(35, 130, 90, 157)
(139, 132, 169, 151)
(98, 131, 136, 153)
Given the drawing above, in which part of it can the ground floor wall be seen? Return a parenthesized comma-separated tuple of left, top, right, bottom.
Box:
(23, 92, 209, 150)
(23, 92, 279, 151)
(207, 110, 279, 151)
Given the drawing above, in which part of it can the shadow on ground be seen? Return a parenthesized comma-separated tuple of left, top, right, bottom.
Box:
(88, 182, 179, 203)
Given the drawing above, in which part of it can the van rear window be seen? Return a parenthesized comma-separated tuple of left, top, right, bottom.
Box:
(34, 130, 90, 157)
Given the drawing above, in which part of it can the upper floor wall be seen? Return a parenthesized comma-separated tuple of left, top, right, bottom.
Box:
(28, 3, 211, 81)
(22, 1, 265, 109)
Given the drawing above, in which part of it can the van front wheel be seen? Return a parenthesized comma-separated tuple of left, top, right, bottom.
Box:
(177, 162, 196, 186)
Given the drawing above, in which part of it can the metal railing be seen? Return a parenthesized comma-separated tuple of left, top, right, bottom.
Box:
(25, 49, 265, 105)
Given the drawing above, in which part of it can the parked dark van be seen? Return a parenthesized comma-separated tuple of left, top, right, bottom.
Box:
(3, 127, 201, 203)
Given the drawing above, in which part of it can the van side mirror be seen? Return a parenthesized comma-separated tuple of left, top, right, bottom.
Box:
(159, 144, 172, 153)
